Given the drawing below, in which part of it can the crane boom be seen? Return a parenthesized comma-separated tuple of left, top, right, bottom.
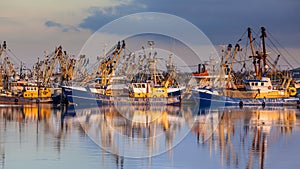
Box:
(227, 44, 240, 89)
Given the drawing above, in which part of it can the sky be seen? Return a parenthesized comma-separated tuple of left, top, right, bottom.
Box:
(1, 0, 300, 68)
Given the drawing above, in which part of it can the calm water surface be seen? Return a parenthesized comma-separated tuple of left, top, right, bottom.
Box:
(0, 104, 299, 169)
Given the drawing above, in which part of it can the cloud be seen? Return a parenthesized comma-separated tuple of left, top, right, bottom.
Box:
(45, 20, 62, 28)
(44, 20, 80, 32)
(79, 7, 117, 31)
(44, 1, 137, 33)
(78, 0, 300, 47)
(79, 1, 148, 32)
(2, 0, 300, 67)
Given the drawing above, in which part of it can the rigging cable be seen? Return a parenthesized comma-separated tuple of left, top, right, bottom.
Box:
(267, 30, 300, 66)
(265, 36, 294, 69)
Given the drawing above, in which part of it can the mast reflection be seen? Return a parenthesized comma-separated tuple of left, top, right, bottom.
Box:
(192, 106, 299, 169)
(76, 104, 194, 158)
(0, 104, 75, 161)
(0, 104, 299, 169)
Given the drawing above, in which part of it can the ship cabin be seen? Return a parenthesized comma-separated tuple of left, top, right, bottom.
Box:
(23, 86, 51, 98)
(129, 82, 167, 98)
(89, 77, 127, 96)
(10, 81, 28, 94)
(244, 77, 273, 92)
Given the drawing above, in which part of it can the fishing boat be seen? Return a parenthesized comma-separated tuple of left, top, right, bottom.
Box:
(62, 77, 125, 106)
(62, 41, 183, 106)
(0, 80, 52, 104)
(125, 41, 182, 105)
(192, 27, 299, 107)
(61, 41, 126, 106)
(0, 41, 52, 104)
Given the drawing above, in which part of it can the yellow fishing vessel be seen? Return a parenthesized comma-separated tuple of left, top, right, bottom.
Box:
(0, 41, 52, 104)
(127, 41, 181, 105)
(192, 27, 299, 106)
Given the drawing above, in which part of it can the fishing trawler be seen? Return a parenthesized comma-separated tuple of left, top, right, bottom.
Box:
(0, 84, 52, 104)
(62, 40, 182, 106)
(192, 27, 299, 107)
(0, 41, 52, 104)
(125, 41, 182, 105)
(61, 41, 126, 106)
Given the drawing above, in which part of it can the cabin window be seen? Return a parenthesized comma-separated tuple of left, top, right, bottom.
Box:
(137, 84, 141, 88)
(133, 84, 137, 88)
(255, 83, 258, 86)
(251, 82, 254, 86)
(142, 84, 145, 88)
(261, 82, 264, 86)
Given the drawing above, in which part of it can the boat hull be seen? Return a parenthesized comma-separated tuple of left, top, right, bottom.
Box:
(62, 86, 181, 106)
(0, 95, 52, 104)
(192, 89, 299, 108)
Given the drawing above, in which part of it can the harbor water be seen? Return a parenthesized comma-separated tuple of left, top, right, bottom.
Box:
(0, 104, 299, 169)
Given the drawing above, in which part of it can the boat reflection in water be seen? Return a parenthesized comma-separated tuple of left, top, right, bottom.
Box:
(0, 104, 299, 169)
(75, 104, 197, 158)
(192, 106, 299, 169)
(0, 104, 77, 168)
(76, 104, 299, 168)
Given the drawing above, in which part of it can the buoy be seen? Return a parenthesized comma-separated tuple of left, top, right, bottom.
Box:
(288, 87, 297, 97)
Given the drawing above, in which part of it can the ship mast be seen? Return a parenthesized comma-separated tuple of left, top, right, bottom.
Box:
(248, 27, 269, 79)
(248, 28, 259, 78)
(147, 41, 158, 86)
(261, 27, 268, 74)
(0, 41, 6, 88)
